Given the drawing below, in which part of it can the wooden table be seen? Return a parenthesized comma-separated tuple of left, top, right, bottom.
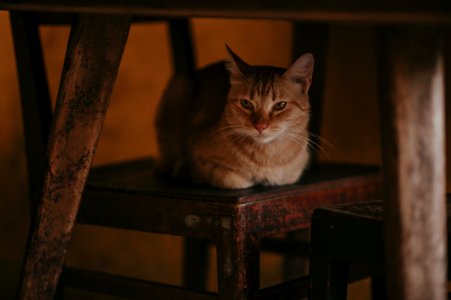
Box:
(1, 1, 450, 299)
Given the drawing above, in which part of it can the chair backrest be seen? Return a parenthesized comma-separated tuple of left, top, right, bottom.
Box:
(168, 19, 195, 76)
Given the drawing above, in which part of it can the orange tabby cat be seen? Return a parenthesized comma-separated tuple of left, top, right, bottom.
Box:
(156, 46, 314, 189)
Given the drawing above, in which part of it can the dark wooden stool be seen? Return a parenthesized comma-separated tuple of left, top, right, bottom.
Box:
(309, 197, 450, 300)
(74, 160, 382, 299)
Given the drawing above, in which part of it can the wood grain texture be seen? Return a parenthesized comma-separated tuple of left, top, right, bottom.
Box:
(1, 1, 451, 24)
(18, 14, 130, 299)
(379, 27, 447, 300)
(78, 160, 383, 237)
(216, 206, 260, 300)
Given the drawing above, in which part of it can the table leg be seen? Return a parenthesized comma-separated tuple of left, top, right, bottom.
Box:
(379, 27, 446, 300)
(18, 14, 130, 299)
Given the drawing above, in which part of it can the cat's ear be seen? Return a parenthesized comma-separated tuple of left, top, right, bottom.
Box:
(225, 45, 251, 79)
(284, 53, 314, 94)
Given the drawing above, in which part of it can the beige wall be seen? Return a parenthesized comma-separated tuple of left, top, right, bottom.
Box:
(1, 11, 448, 299)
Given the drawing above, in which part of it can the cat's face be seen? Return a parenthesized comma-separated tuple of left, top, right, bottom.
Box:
(224, 47, 314, 144)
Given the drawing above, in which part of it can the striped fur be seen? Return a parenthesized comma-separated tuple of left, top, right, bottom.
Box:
(156, 47, 314, 189)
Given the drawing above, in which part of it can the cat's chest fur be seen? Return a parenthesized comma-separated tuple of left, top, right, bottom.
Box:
(156, 48, 314, 189)
(192, 127, 309, 188)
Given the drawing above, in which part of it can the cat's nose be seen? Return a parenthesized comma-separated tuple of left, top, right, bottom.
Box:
(254, 121, 268, 133)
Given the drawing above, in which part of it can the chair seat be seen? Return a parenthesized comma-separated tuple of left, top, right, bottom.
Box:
(79, 158, 383, 238)
(311, 196, 451, 265)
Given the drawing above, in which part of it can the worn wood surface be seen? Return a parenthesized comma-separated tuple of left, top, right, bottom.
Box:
(1, 0, 451, 24)
(379, 27, 447, 300)
(79, 159, 382, 237)
(84, 159, 381, 204)
(18, 14, 130, 299)
(216, 206, 261, 300)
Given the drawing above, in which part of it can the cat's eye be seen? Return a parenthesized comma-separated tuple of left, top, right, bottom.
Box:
(274, 101, 287, 111)
(240, 99, 253, 110)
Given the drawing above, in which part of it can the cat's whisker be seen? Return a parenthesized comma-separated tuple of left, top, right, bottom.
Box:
(306, 132, 335, 149)
(279, 132, 308, 147)
(206, 125, 243, 139)
(232, 133, 250, 146)
(286, 129, 335, 152)
(307, 139, 332, 159)
(281, 131, 332, 159)
(220, 125, 243, 132)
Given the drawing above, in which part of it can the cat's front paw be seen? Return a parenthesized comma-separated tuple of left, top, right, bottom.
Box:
(211, 171, 253, 189)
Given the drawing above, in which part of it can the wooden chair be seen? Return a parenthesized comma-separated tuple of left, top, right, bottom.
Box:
(309, 196, 450, 300)
(11, 11, 383, 299)
(309, 200, 386, 300)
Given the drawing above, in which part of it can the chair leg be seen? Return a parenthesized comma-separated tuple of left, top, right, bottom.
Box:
(309, 255, 349, 300)
(284, 22, 330, 281)
(10, 12, 53, 214)
(282, 229, 310, 280)
(309, 210, 349, 300)
(183, 238, 209, 290)
(216, 217, 261, 300)
(371, 274, 388, 300)
(17, 14, 130, 299)
(291, 22, 329, 166)
(168, 18, 196, 75)
(169, 19, 208, 291)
